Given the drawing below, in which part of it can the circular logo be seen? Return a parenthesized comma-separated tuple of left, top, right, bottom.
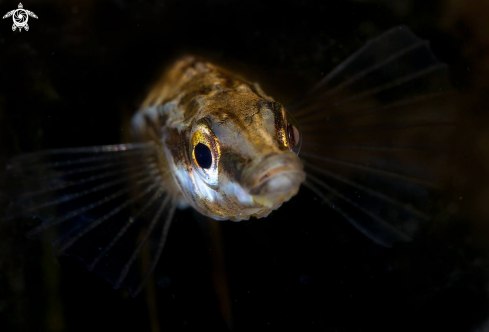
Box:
(13, 9, 28, 27)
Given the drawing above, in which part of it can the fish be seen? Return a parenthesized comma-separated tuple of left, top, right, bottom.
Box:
(3, 25, 456, 296)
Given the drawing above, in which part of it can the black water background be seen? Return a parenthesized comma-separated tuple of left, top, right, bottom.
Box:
(1, 0, 489, 331)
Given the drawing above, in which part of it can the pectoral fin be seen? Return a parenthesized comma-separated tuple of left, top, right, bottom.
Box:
(3, 143, 176, 296)
(290, 26, 456, 247)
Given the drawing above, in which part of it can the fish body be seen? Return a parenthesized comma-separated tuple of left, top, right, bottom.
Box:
(4, 26, 456, 295)
(131, 56, 304, 221)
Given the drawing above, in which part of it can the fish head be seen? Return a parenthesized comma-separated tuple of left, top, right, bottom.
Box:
(166, 81, 305, 221)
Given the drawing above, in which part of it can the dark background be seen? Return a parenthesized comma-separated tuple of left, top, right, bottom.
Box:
(1, 0, 489, 331)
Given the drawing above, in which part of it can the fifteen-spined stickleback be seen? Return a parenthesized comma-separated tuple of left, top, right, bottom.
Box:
(4, 26, 456, 296)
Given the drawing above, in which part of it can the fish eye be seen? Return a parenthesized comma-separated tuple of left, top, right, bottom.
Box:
(287, 124, 300, 146)
(194, 143, 212, 169)
(190, 122, 221, 186)
(285, 112, 302, 155)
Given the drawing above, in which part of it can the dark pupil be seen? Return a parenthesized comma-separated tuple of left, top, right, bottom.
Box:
(287, 124, 296, 146)
(194, 143, 212, 169)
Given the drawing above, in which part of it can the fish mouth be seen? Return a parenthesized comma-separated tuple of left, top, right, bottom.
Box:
(242, 153, 305, 207)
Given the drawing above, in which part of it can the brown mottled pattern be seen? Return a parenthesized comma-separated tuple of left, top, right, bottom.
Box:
(133, 56, 305, 220)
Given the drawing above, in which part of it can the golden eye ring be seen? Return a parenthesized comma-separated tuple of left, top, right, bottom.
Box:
(190, 123, 221, 186)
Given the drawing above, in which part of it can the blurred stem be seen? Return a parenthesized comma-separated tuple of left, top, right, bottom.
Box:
(42, 242, 64, 332)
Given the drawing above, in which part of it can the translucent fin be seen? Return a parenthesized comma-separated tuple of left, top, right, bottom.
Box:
(288, 26, 457, 247)
(4, 143, 176, 296)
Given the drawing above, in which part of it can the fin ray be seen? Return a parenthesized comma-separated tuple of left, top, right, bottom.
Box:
(292, 26, 456, 246)
(4, 143, 176, 295)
